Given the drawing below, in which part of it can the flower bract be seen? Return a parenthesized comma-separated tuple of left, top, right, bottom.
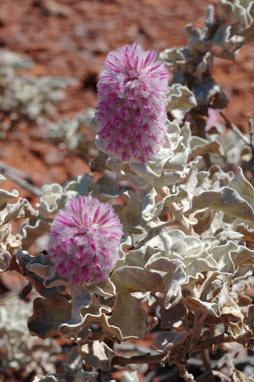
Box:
(95, 43, 169, 163)
(49, 196, 123, 285)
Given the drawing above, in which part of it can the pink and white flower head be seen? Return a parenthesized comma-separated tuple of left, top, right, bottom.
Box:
(95, 43, 169, 163)
(49, 196, 123, 285)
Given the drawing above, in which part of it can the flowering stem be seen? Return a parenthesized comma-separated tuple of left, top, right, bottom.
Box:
(112, 353, 165, 366)
(194, 333, 234, 352)
(111, 334, 235, 367)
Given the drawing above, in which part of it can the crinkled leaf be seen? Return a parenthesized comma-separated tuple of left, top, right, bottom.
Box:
(87, 279, 116, 298)
(186, 296, 218, 316)
(0, 188, 18, 210)
(190, 136, 223, 157)
(17, 250, 60, 298)
(228, 167, 254, 209)
(80, 341, 114, 370)
(115, 191, 145, 240)
(159, 47, 191, 65)
(160, 301, 188, 329)
(231, 245, 254, 268)
(0, 197, 38, 224)
(140, 187, 157, 221)
(209, 242, 237, 273)
(193, 79, 228, 108)
(39, 183, 78, 216)
(20, 218, 51, 249)
(184, 256, 217, 279)
(146, 258, 186, 308)
(211, 24, 245, 59)
(220, 0, 254, 31)
(220, 296, 244, 323)
(115, 245, 159, 270)
(0, 224, 21, 271)
(108, 294, 148, 338)
(64, 300, 128, 342)
(200, 272, 222, 301)
(28, 296, 72, 338)
(111, 266, 164, 294)
(167, 84, 197, 118)
(190, 187, 254, 221)
(141, 186, 188, 222)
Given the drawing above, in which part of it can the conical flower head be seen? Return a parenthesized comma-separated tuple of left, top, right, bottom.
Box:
(49, 196, 123, 285)
(95, 43, 169, 163)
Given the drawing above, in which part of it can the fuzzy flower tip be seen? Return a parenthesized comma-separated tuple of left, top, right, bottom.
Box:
(49, 196, 123, 285)
(95, 43, 169, 163)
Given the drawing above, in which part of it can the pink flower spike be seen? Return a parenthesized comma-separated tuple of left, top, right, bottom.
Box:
(48, 196, 123, 285)
(95, 43, 169, 163)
